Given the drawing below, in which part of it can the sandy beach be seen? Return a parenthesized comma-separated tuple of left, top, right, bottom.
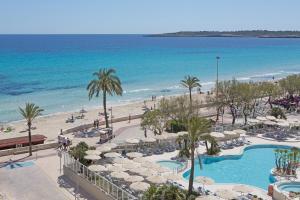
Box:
(0, 93, 212, 142)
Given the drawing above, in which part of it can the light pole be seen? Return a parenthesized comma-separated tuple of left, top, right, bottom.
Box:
(216, 56, 220, 121)
(109, 107, 113, 129)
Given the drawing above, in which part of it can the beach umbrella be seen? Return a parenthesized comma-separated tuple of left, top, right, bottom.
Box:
(141, 137, 156, 143)
(277, 121, 290, 127)
(104, 152, 121, 158)
(85, 150, 102, 155)
(275, 118, 286, 123)
(126, 138, 140, 144)
(154, 134, 168, 140)
(96, 146, 112, 152)
(156, 167, 170, 173)
(163, 173, 182, 181)
(127, 152, 143, 158)
(129, 167, 146, 174)
(256, 116, 267, 121)
(196, 196, 220, 200)
(266, 115, 276, 121)
(104, 143, 118, 149)
(137, 168, 158, 177)
(195, 176, 215, 185)
(210, 132, 225, 140)
(126, 175, 144, 183)
(133, 157, 147, 164)
(234, 129, 247, 135)
(110, 171, 129, 179)
(88, 165, 107, 172)
(84, 155, 101, 161)
(107, 165, 126, 172)
(233, 185, 253, 194)
(215, 189, 236, 199)
(248, 118, 259, 124)
(122, 163, 141, 170)
(130, 182, 150, 192)
(80, 108, 87, 113)
(224, 131, 238, 139)
(113, 158, 133, 164)
(177, 131, 188, 136)
(146, 175, 167, 184)
(263, 120, 276, 126)
(141, 161, 161, 169)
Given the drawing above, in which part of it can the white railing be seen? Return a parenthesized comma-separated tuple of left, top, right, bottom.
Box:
(63, 152, 138, 200)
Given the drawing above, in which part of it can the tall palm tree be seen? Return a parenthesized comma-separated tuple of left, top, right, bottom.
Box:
(87, 68, 123, 128)
(187, 117, 211, 196)
(19, 103, 43, 156)
(181, 75, 201, 105)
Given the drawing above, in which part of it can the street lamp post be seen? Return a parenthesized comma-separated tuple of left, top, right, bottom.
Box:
(110, 107, 113, 130)
(216, 56, 220, 121)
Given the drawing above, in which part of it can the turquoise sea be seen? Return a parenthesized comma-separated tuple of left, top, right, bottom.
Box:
(1, 34, 300, 122)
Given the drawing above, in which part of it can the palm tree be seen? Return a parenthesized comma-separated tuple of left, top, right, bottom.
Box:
(186, 117, 211, 196)
(19, 103, 43, 156)
(87, 68, 123, 128)
(181, 75, 201, 105)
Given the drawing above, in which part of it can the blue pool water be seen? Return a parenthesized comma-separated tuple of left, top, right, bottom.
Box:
(5, 161, 35, 169)
(157, 160, 184, 170)
(278, 183, 300, 192)
(183, 145, 293, 190)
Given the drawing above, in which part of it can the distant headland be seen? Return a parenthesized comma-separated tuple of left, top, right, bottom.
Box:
(147, 30, 300, 38)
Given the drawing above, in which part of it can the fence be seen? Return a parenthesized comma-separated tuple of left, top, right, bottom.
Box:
(63, 152, 138, 200)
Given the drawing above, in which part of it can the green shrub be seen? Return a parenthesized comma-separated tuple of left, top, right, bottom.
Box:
(271, 107, 286, 119)
(167, 120, 186, 133)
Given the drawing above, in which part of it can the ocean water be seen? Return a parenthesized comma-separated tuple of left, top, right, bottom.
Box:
(1, 34, 300, 122)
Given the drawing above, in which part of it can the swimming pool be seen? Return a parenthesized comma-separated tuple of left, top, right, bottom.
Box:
(157, 160, 184, 170)
(5, 161, 35, 170)
(278, 182, 300, 192)
(183, 145, 293, 190)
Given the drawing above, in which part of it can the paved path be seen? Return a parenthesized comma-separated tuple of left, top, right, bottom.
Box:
(0, 161, 68, 200)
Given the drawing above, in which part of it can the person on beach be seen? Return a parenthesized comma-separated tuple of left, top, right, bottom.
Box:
(144, 128, 147, 138)
(128, 114, 131, 123)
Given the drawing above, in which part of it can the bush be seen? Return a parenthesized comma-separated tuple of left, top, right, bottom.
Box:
(69, 142, 89, 165)
(166, 120, 186, 133)
(270, 107, 286, 119)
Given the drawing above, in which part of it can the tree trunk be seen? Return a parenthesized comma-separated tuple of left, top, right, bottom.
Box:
(204, 141, 208, 153)
(189, 88, 192, 105)
(268, 96, 273, 109)
(28, 122, 32, 156)
(188, 144, 195, 196)
(103, 91, 109, 128)
(230, 105, 236, 125)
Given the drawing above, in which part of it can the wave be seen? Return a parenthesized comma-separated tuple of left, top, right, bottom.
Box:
(123, 88, 152, 94)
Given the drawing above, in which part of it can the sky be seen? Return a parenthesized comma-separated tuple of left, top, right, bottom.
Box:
(1, 0, 300, 34)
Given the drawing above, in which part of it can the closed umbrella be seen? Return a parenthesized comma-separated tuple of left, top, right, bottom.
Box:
(85, 150, 102, 155)
(104, 152, 121, 158)
(234, 129, 247, 135)
(215, 189, 236, 199)
(233, 185, 253, 194)
(126, 138, 140, 144)
(126, 175, 144, 183)
(111, 171, 129, 179)
(88, 165, 107, 172)
(130, 182, 150, 192)
(84, 155, 101, 161)
(127, 152, 143, 158)
(146, 175, 167, 184)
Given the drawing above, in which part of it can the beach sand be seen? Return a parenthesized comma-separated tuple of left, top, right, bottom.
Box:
(0, 93, 213, 142)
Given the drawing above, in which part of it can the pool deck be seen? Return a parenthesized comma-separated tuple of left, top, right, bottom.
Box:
(146, 135, 300, 200)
